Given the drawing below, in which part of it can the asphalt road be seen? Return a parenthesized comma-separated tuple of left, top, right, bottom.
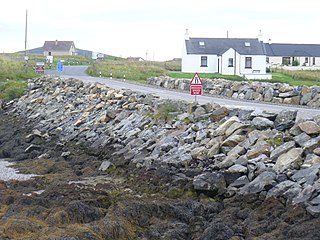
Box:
(45, 66, 320, 120)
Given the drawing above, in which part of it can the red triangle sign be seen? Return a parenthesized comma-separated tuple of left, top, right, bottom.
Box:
(190, 72, 202, 85)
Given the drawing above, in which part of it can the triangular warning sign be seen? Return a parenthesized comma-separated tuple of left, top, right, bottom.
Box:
(190, 72, 202, 85)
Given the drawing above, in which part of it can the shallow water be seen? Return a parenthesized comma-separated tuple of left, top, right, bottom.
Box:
(0, 158, 38, 181)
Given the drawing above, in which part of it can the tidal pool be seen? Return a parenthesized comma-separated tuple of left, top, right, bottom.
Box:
(0, 158, 38, 181)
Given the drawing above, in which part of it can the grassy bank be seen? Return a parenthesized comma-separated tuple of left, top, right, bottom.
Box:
(86, 58, 180, 82)
(0, 54, 36, 101)
(270, 68, 320, 86)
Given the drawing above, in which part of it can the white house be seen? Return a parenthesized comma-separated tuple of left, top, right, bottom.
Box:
(43, 40, 77, 56)
(265, 42, 320, 68)
(182, 33, 271, 80)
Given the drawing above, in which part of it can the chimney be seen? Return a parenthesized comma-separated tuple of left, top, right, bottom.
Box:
(184, 29, 189, 40)
(258, 30, 263, 41)
(55, 40, 58, 46)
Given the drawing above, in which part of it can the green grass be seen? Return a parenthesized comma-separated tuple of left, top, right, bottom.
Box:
(168, 72, 245, 81)
(0, 54, 37, 101)
(86, 59, 168, 83)
(269, 69, 320, 86)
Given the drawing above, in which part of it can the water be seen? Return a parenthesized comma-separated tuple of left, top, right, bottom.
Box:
(0, 158, 38, 181)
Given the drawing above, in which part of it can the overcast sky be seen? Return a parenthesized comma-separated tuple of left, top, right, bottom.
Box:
(0, 0, 319, 60)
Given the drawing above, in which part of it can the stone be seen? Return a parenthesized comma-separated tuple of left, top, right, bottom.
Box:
(193, 172, 226, 196)
(291, 165, 320, 186)
(98, 160, 112, 171)
(247, 141, 271, 159)
(264, 88, 274, 102)
(274, 148, 303, 173)
(270, 141, 296, 160)
(292, 185, 316, 204)
(266, 180, 301, 198)
(306, 205, 320, 217)
(213, 116, 240, 136)
(294, 132, 311, 147)
(191, 146, 208, 160)
(229, 175, 250, 188)
(251, 117, 274, 130)
(298, 121, 320, 135)
(240, 171, 277, 194)
(222, 135, 245, 147)
(274, 110, 297, 131)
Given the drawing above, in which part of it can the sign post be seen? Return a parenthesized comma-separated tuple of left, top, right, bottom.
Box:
(57, 61, 64, 73)
(190, 72, 203, 102)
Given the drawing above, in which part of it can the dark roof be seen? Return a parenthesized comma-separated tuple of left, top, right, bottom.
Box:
(185, 38, 266, 55)
(265, 43, 320, 57)
(43, 41, 75, 51)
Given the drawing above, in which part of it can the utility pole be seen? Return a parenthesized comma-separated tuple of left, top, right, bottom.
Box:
(24, 10, 29, 70)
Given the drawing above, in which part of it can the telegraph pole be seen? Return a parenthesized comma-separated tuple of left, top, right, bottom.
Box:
(24, 10, 29, 70)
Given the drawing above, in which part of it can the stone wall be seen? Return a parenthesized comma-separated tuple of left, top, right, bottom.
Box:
(8, 76, 320, 217)
(147, 76, 320, 107)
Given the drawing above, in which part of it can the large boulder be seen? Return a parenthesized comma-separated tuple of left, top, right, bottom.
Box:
(274, 110, 297, 131)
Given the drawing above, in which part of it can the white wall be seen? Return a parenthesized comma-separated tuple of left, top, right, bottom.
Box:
(269, 56, 320, 67)
(220, 48, 241, 75)
(182, 54, 218, 73)
(239, 55, 266, 75)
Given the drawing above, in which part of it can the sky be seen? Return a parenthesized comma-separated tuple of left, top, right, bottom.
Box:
(0, 0, 319, 61)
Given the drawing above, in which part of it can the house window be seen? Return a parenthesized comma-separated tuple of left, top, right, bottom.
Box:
(313, 57, 316, 65)
(201, 56, 207, 67)
(199, 41, 205, 48)
(228, 58, 234, 67)
(282, 57, 291, 65)
(245, 57, 252, 69)
(266, 57, 269, 63)
(305, 57, 308, 63)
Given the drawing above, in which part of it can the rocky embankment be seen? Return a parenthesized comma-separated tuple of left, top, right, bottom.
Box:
(147, 76, 320, 107)
(0, 76, 320, 239)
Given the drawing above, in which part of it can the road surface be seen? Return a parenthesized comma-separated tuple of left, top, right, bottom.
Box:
(45, 66, 320, 119)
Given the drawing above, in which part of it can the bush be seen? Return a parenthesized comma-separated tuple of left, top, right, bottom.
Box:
(292, 60, 299, 66)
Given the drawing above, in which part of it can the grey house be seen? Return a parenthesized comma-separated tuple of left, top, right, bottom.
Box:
(43, 40, 77, 56)
(265, 43, 320, 67)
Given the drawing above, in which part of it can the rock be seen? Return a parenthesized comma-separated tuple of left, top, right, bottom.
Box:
(298, 121, 320, 135)
(193, 172, 226, 196)
(294, 132, 311, 147)
(291, 165, 320, 186)
(246, 141, 271, 159)
(240, 171, 276, 194)
(222, 135, 245, 147)
(229, 175, 250, 188)
(266, 180, 301, 199)
(292, 185, 316, 205)
(99, 160, 112, 171)
(274, 148, 303, 173)
(24, 144, 41, 153)
(306, 205, 320, 217)
(213, 116, 240, 136)
(191, 146, 208, 160)
(274, 110, 297, 131)
(251, 117, 274, 130)
(270, 141, 296, 160)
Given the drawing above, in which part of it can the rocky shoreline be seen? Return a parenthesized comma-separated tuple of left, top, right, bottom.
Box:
(0, 76, 320, 239)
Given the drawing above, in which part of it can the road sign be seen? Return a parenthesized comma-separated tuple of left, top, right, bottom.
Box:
(35, 62, 45, 74)
(57, 61, 64, 72)
(190, 72, 203, 96)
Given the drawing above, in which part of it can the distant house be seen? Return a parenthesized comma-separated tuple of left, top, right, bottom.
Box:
(127, 57, 144, 61)
(43, 40, 77, 56)
(182, 32, 271, 80)
(265, 43, 320, 67)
